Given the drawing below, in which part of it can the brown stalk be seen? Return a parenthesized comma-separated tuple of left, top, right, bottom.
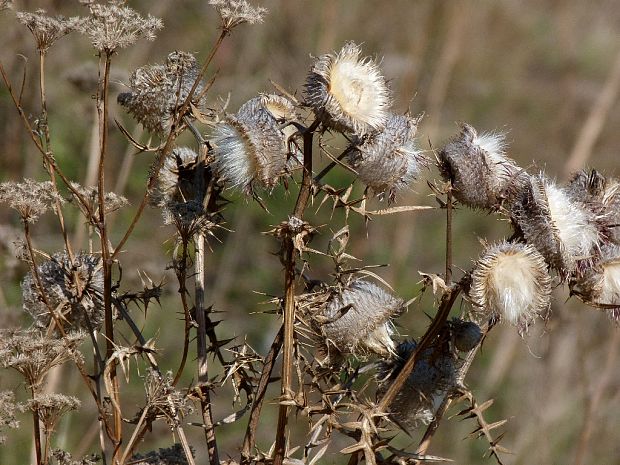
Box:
(171, 237, 192, 386)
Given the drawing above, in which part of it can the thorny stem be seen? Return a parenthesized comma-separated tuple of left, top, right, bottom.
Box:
(241, 325, 284, 463)
(95, 52, 122, 464)
(111, 29, 228, 261)
(172, 237, 192, 386)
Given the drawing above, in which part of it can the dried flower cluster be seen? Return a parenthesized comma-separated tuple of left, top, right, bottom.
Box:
(0, 391, 19, 444)
(21, 394, 80, 434)
(130, 444, 192, 465)
(16, 9, 83, 52)
(21, 251, 104, 332)
(0, 179, 63, 222)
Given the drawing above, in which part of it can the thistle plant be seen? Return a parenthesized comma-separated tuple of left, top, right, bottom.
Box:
(0, 3, 618, 465)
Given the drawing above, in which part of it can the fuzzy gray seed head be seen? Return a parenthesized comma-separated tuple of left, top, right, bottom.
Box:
(450, 319, 483, 352)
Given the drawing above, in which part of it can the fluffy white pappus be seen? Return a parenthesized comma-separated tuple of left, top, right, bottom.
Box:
(472, 131, 507, 160)
(599, 258, 620, 306)
(471, 241, 552, 329)
(544, 178, 600, 259)
(210, 120, 256, 190)
(305, 41, 391, 135)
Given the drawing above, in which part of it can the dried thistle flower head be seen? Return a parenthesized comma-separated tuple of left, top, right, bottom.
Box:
(305, 41, 391, 135)
(22, 394, 80, 435)
(348, 113, 427, 199)
(470, 241, 552, 330)
(208, 0, 267, 30)
(79, 1, 163, 53)
(0, 391, 19, 444)
(0, 179, 63, 222)
(0, 329, 84, 388)
(570, 245, 620, 310)
(377, 341, 460, 431)
(450, 319, 483, 352)
(438, 123, 527, 210)
(16, 9, 83, 52)
(512, 174, 600, 275)
(130, 443, 193, 465)
(211, 95, 296, 192)
(310, 280, 404, 359)
(21, 251, 104, 332)
(118, 51, 204, 135)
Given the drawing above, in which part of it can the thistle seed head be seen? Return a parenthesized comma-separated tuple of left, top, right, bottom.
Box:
(348, 113, 427, 199)
(211, 96, 293, 192)
(304, 41, 391, 135)
(314, 280, 404, 359)
(21, 251, 104, 332)
(0, 179, 63, 223)
(570, 244, 620, 310)
(16, 9, 84, 52)
(377, 341, 460, 431)
(208, 0, 266, 30)
(470, 241, 552, 330)
(118, 51, 204, 135)
(130, 443, 193, 465)
(512, 174, 600, 275)
(50, 449, 100, 465)
(438, 123, 527, 210)
(78, 1, 163, 53)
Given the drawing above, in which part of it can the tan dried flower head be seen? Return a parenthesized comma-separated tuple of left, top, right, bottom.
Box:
(209, 0, 266, 30)
(0, 1, 12, 12)
(143, 370, 192, 427)
(21, 251, 104, 332)
(79, 1, 163, 53)
(348, 113, 427, 199)
(438, 123, 527, 210)
(0, 179, 63, 222)
(377, 341, 461, 431)
(0, 391, 19, 445)
(0, 330, 84, 388)
(130, 443, 193, 465)
(512, 174, 600, 275)
(50, 449, 100, 465)
(314, 280, 404, 358)
(22, 394, 80, 434)
(211, 95, 294, 192)
(305, 41, 391, 135)
(570, 245, 620, 310)
(118, 51, 203, 134)
(16, 9, 83, 52)
(470, 241, 552, 330)
(69, 182, 128, 220)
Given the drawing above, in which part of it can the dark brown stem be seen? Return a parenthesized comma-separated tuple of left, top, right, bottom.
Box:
(31, 390, 42, 465)
(241, 325, 284, 463)
(445, 187, 452, 285)
(172, 238, 192, 386)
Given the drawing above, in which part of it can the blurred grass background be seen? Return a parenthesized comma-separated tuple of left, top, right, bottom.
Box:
(1, 1, 619, 464)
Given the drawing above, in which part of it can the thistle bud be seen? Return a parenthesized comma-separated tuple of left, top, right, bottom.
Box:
(377, 341, 460, 430)
(438, 124, 527, 210)
(511, 174, 600, 275)
(304, 41, 391, 135)
(309, 280, 404, 359)
(470, 241, 552, 330)
(211, 95, 295, 192)
(347, 113, 427, 199)
(570, 245, 620, 311)
(21, 251, 104, 332)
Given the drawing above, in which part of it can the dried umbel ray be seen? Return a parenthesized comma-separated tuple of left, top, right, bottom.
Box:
(21, 251, 104, 332)
(304, 279, 405, 361)
(438, 123, 527, 210)
(510, 174, 600, 276)
(305, 41, 391, 135)
(377, 341, 461, 431)
(347, 113, 427, 199)
(211, 94, 297, 192)
(470, 241, 552, 330)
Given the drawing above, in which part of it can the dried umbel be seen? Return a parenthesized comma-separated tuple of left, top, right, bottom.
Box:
(570, 245, 620, 310)
(377, 341, 461, 431)
(118, 51, 205, 135)
(438, 124, 527, 210)
(511, 174, 600, 275)
(143, 370, 192, 428)
(209, 0, 266, 30)
(348, 113, 426, 198)
(78, 0, 163, 53)
(0, 330, 84, 388)
(211, 95, 295, 192)
(305, 41, 391, 135)
(310, 280, 404, 359)
(16, 9, 83, 52)
(130, 443, 192, 465)
(0, 391, 19, 444)
(22, 394, 80, 434)
(69, 182, 128, 220)
(0, 179, 63, 222)
(22, 251, 104, 332)
(470, 241, 552, 329)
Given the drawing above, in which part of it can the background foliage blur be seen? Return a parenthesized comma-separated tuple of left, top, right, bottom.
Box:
(1, 1, 619, 464)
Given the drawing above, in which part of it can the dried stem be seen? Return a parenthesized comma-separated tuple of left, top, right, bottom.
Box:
(31, 387, 43, 465)
(172, 237, 192, 386)
(445, 186, 452, 284)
